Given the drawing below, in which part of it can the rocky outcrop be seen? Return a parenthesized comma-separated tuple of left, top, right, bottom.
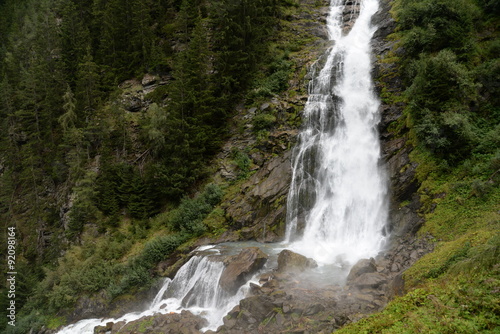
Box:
(345, 257, 377, 281)
(97, 311, 207, 334)
(277, 249, 318, 273)
(119, 73, 170, 112)
(219, 247, 268, 294)
(208, 0, 333, 244)
(220, 150, 293, 243)
(213, 234, 433, 334)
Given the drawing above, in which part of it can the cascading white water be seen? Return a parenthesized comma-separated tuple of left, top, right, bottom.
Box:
(285, 0, 388, 266)
(56, 249, 252, 334)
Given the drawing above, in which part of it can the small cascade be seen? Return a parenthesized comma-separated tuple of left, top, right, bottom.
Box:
(285, 0, 388, 266)
(150, 254, 249, 329)
(56, 248, 253, 334)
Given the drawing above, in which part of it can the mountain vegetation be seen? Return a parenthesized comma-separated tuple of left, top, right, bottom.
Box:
(0, 0, 498, 332)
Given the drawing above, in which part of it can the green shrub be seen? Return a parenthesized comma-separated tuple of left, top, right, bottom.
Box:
(200, 183, 224, 207)
(169, 183, 223, 235)
(406, 50, 478, 160)
(397, 0, 478, 56)
(253, 113, 277, 131)
(231, 149, 251, 179)
(119, 264, 152, 290)
(139, 234, 185, 267)
(3, 312, 47, 334)
(247, 57, 292, 100)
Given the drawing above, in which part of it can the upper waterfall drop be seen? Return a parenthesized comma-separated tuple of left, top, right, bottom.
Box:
(285, 0, 388, 265)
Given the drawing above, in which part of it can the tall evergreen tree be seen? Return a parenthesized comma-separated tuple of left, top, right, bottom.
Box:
(59, 0, 91, 86)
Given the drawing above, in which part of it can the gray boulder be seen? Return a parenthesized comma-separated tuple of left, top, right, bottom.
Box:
(346, 258, 377, 282)
(277, 249, 317, 273)
(219, 247, 268, 294)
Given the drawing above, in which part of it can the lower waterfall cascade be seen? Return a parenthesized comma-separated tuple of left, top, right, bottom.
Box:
(56, 0, 389, 332)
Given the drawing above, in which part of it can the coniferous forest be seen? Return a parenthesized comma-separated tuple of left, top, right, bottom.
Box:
(0, 0, 301, 331)
(0, 0, 499, 332)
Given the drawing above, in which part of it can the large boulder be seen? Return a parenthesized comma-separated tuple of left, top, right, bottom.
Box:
(239, 295, 276, 322)
(346, 258, 377, 282)
(350, 272, 388, 289)
(219, 247, 268, 294)
(141, 73, 158, 87)
(277, 249, 317, 273)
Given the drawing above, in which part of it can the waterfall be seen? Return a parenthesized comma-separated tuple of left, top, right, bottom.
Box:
(56, 1, 387, 333)
(285, 0, 388, 265)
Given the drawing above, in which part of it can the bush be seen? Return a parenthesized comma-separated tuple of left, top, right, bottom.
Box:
(406, 50, 478, 160)
(200, 183, 224, 207)
(169, 183, 223, 235)
(139, 234, 185, 267)
(247, 57, 292, 100)
(231, 149, 251, 179)
(119, 264, 152, 290)
(406, 50, 477, 108)
(253, 113, 277, 131)
(397, 0, 478, 56)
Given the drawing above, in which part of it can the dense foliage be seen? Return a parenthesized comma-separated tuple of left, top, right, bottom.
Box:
(394, 0, 499, 162)
(1, 0, 497, 332)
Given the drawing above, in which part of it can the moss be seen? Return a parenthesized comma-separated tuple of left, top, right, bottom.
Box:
(399, 200, 411, 207)
(137, 318, 153, 333)
(337, 261, 500, 333)
(46, 316, 66, 330)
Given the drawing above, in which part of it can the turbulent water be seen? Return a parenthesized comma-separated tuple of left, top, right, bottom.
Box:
(285, 0, 388, 265)
(56, 1, 387, 332)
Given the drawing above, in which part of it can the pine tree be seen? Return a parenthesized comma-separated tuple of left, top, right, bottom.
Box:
(59, 0, 91, 85)
(75, 49, 101, 118)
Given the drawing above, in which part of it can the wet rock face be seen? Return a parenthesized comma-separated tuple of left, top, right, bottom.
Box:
(214, 235, 433, 334)
(342, 0, 361, 33)
(211, 0, 333, 244)
(222, 151, 293, 243)
(219, 247, 268, 294)
(372, 0, 424, 238)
